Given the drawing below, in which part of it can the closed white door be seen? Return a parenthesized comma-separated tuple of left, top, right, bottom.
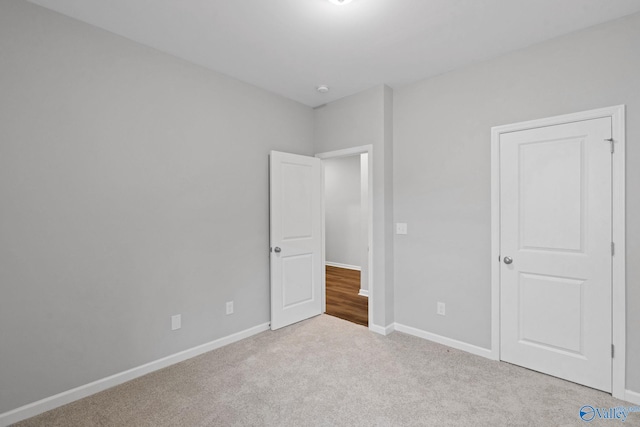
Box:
(270, 151, 323, 330)
(499, 117, 612, 392)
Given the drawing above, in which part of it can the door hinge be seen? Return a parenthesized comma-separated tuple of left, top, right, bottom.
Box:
(612, 344, 615, 358)
(611, 242, 615, 256)
(606, 138, 614, 153)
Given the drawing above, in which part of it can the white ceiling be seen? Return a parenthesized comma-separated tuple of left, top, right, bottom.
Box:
(27, 0, 640, 107)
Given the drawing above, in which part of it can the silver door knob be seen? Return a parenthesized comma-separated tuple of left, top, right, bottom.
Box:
(504, 256, 513, 265)
(274, 247, 281, 253)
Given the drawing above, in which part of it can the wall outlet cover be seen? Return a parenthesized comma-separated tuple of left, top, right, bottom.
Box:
(396, 223, 408, 235)
(171, 314, 181, 330)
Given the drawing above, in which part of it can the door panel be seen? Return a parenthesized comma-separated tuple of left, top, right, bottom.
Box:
(281, 162, 314, 240)
(282, 254, 314, 308)
(518, 273, 584, 354)
(519, 138, 584, 252)
(500, 117, 612, 392)
(270, 151, 322, 330)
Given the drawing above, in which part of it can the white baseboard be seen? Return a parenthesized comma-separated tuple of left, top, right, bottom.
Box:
(358, 289, 369, 297)
(0, 322, 270, 427)
(391, 324, 639, 404)
(326, 262, 361, 271)
(393, 323, 492, 359)
(625, 389, 640, 405)
(370, 323, 395, 336)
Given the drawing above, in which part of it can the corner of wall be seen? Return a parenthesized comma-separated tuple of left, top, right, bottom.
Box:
(383, 85, 395, 325)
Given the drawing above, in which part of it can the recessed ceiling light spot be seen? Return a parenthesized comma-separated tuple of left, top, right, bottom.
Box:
(317, 85, 330, 93)
(328, 0, 353, 5)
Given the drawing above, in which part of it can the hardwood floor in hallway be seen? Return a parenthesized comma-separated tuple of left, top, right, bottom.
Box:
(325, 266, 368, 327)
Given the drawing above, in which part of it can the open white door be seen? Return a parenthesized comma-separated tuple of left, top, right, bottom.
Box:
(270, 151, 323, 330)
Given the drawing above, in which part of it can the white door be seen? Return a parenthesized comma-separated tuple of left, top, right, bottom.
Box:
(499, 117, 612, 392)
(270, 151, 323, 330)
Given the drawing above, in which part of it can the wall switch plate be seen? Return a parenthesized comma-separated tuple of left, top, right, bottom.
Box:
(396, 223, 408, 235)
(226, 301, 234, 315)
(171, 314, 181, 330)
(437, 302, 446, 316)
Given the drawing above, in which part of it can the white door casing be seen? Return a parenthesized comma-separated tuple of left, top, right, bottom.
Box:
(270, 151, 323, 330)
(500, 117, 612, 391)
(491, 105, 626, 399)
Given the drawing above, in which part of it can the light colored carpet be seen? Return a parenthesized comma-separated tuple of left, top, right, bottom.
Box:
(13, 315, 639, 426)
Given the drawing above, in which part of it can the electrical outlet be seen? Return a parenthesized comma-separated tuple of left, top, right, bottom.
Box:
(171, 314, 181, 330)
(226, 301, 234, 315)
(437, 302, 446, 316)
(396, 222, 408, 235)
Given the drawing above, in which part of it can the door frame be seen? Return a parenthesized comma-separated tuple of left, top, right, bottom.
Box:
(490, 105, 626, 399)
(316, 145, 374, 328)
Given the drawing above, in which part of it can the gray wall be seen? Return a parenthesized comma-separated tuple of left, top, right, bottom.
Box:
(324, 156, 362, 268)
(314, 85, 394, 328)
(0, 0, 313, 413)
(393, 12, 640, 391)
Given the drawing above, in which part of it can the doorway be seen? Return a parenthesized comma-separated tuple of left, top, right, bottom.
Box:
(316, 146, 373, 327)
(490, 106, 626, 398)
(322, 154, 369, 326)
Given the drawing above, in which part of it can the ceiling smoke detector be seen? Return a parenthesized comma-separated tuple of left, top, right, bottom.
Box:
(316, 85, 330, 93)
